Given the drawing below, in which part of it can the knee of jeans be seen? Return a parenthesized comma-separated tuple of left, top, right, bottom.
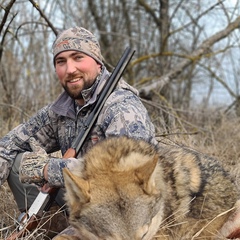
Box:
(11, 152, 24, 174)
(55, 189, 67, 208)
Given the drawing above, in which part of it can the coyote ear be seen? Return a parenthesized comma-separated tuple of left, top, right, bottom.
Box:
(63, 168, 90, 208)
(135, 155, 160, 195)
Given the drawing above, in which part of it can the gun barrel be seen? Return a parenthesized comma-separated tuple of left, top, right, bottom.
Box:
(73, 47, 135, 156)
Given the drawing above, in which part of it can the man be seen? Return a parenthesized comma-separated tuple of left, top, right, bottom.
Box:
(0, 27, 157, 236)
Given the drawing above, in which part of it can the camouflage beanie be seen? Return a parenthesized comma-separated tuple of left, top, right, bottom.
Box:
(52, 26, 103, 65)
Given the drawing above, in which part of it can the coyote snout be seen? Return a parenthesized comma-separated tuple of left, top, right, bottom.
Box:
(60, 136, 240, 240)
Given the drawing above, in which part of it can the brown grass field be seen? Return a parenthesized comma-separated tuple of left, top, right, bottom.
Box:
(1, 108, 240, 239)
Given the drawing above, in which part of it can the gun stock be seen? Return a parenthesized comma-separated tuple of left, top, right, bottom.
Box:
(62, 147, 76, 158)
(6, 47, 135, 239)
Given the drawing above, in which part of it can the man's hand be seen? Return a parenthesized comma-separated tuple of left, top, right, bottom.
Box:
(19, 137, 49, 186)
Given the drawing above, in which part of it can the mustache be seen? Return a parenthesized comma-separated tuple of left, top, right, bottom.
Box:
(65, 73, 83, 81)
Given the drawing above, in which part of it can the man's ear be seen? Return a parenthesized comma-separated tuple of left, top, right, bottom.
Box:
(97, 63, 102, 73)
(63, 168, 90, 209)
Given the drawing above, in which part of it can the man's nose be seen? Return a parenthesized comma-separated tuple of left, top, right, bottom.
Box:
(66, 60, 77, 74)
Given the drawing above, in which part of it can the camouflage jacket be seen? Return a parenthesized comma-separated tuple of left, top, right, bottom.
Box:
(0, 66, 156, 187)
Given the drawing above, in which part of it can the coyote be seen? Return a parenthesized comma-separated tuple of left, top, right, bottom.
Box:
(57, 136, 240, 240)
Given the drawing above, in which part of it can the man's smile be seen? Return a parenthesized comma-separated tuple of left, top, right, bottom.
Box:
(67, 77, 83, 84)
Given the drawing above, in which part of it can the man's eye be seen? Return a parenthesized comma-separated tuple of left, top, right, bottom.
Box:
(75, 55, 83, 60)
(56, 59, 65, 65)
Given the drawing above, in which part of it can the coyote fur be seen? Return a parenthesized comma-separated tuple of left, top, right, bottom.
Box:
(58, 136, 240, 240)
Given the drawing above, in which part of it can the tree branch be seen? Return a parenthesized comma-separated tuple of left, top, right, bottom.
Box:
(0, 0, 17, 62)
(137, 0, 160, 26)
(139, 15, 240, 96)
(28, 0, 58, 36)
(0, 0, 16, 36)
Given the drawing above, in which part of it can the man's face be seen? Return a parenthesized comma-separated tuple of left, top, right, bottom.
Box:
(55, 50, 101, 103)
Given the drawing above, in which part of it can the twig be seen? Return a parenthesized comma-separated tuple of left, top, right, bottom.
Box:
(0, 0, 16, 36)
(0, 103, 31, 118)
(156, 131, 199, 138)
(28, 0, 58, 36)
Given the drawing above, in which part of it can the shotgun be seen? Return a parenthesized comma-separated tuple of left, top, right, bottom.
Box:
(6, 47, 135, 239)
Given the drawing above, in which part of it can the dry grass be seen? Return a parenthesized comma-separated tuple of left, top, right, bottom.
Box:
(0, 195, 68, 239)
(0, 183, 18, 239)
(1, 107, 240, 239)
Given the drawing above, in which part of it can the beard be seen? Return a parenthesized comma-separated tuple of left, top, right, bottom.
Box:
(62, 69, 101, 101)
(62, 75, 98, 100)
(63, 85, 84, 100)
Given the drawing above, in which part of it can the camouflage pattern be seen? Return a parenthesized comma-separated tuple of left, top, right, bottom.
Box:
(52, 26, 103, 65)
(19, 137, 49, 186)
(0, 66, 156, 188)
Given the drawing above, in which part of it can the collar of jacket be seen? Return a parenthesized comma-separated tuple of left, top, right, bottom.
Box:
(50, 66, 110, 119)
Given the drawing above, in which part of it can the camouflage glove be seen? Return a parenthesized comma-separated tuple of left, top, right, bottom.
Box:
(19, 137, 49, 186)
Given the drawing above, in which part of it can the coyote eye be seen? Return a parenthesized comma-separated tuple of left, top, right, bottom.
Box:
(136, 224, 149, 240)
(141, 231, 148, 239)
